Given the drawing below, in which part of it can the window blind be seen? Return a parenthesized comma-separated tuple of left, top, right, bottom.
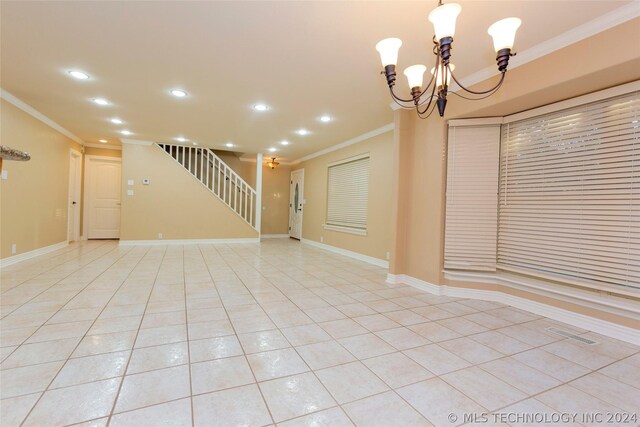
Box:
(327, 155, 369, 230)
(498, 92, 640, 292)
(445, 124, 501, 271)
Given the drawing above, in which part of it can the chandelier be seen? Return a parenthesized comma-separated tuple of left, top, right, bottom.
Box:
(376, 1, 521, 118)
(267, 157, 280, 169)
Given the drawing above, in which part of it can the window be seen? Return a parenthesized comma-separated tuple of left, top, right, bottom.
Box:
(444, 123, 501, 271)
(444, 89, 639, 295)
(498, 92, 639, 293)
(326, 154, 370, 234)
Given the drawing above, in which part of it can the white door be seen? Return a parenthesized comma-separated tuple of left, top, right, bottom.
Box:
(85, 156, 121, 239)
(289, 169, 304, 240)
(67, 150, 82, 241)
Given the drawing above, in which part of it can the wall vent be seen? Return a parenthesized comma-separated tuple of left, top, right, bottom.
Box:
(546, 327, 597, 345)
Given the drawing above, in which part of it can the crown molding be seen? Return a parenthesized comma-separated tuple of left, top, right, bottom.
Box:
(390, 1, 640, 110)
(291, 123, 394, 165)
(84, 143, 123, 150)
(120, 138, 154, 145)
(1, 88, 84, 144)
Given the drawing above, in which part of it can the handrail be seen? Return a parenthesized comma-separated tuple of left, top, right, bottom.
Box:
(205, 149, 256, 195)
(203, 151, 253, 197)
(156, 143, 257, 229)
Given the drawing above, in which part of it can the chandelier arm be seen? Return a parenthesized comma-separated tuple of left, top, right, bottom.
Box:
(416, 100, 438, 120)
(415, 78, 439, 114)
(449, 76, 505, 100)
(389, 89, 416, 109)
(414, 52, 441, 99)
(389, 86, 415, 104)
(417, 94, 438, 107)
(448, 65, 506, 95)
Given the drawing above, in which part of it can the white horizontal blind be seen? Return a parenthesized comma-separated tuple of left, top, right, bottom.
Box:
(445, 124, 501, 271)
(327, 155, 369, 230)
(498, 92, 640, 293)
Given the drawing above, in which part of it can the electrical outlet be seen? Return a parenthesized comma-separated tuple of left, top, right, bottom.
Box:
(127, 189, 134, 196)
(1, 170, 8, 180)
(127, 179, 134, 186)
(11, 244, 17, 254)
(158, 233, 163, 239)
(320, 236, 324, 243)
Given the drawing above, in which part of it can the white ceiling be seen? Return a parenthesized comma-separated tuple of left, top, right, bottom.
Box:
(1, 1, 630, 160)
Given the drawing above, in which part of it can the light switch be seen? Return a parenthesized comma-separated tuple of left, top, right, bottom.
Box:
(1, 170, 8, 180)
(127, 179, 134, 186)
(127, 189, 134, 196)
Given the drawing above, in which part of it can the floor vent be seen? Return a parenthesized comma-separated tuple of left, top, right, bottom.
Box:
(546, 327, 597, 345)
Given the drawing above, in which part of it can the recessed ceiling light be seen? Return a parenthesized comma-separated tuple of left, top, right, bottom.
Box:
(99, 139, 108, 143)
(253, 103, 269, 111)
(170, 89, 187, 97)
(320, 115, 332, 122)
(92, 98, 110, 106)
(110, 118, 123, 125)
(120, 130, 132, 136)
(225, 143, 234, 148)
(68, 70, 89, 80)
(268, 147, 277, 152)
(296, 129, 310, 136)
(280, 140, 289, 146)
(175, 137, 187, 142)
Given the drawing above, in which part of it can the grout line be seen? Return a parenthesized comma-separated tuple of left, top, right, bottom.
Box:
(181, 245, 195, 427)
(103, 245, 167, 426)
(197, 243, 277, 426)
(0, 240, 107, 295)
(17, 243, 143, 426)
(2, 240, 638, 427)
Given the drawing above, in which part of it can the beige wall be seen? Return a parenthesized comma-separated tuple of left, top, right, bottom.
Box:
(298, 131, 394, 261)
(120, 143, 257, 240)
(0, 99, 82, 259)
(210, 153, 291, 235)
(213, 151, 255, 187)
(391, 19, 640, 326)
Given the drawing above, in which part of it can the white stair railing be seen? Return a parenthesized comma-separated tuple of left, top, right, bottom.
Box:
(157, 143, 257, 229)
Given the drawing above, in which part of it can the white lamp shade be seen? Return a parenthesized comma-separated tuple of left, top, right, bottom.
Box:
(431, 64, 455, 87)
(488, 17, 521, 51)
(428, 3, 462, 40)
(375, 38, 403, 66)
(404, 64, 427, 88)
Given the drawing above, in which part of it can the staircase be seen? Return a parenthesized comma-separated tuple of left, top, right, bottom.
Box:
(157, 143, 257, 229)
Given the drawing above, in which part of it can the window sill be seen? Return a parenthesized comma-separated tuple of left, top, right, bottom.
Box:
(323, 224, 367, 236)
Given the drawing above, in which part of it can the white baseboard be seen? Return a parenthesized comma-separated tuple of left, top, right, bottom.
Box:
(261, 234, 290, 239)
(302, 238, 389, 269)
(0, 241, 68, 268)
(386, 273, 640, 345)
(119, 238, 260, 246)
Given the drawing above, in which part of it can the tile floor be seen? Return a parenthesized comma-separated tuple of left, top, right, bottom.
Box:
(1, 240, 638, 426)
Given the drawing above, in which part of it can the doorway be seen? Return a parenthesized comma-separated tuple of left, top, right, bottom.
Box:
(289, 169, 304, 240)
(84, 156, 122, 239)
(68, 149, 82, 242)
